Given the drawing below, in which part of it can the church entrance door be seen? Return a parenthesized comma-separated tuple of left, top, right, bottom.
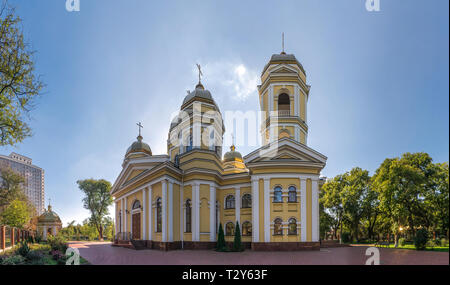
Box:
(132, 213, 141, 240)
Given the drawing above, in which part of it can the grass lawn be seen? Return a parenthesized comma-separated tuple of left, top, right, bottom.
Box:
(381, 244, 449, 252)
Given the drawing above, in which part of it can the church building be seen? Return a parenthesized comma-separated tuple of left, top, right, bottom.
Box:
(111, 49, 327, 251)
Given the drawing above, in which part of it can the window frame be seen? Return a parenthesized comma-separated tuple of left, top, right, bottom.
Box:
(241, 193, 252, 208)
(288, 186, 297, 203)
(273, 218, 283, 236)
(273, 186, 283, 203)
(225, 195, 235, 209)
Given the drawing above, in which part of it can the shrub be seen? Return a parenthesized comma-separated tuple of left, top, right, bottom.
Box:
(1, 255, 26, 265)
(216, 223, 226, 252)
(441, 238, 449, 247)
(26, 250, 44, 261)
(398, 238, 406, 247)
(414, 229, 429, 250)
(50, 250, 64, 261)
(341, 232, 351, 243)
(47, 235, 68, 253)
(232, 222, 244, 252)
(16, 241, 30, 257)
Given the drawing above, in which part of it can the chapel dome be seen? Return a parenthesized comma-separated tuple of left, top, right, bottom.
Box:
(38, 205, 62, 224)
(223, 145, 243, 162)
(126, 135, 152, 156)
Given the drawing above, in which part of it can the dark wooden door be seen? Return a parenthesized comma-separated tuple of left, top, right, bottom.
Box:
(132, 213, 141, 240)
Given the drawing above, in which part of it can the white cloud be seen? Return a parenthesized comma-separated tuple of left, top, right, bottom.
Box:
(202, 61, 259, 101)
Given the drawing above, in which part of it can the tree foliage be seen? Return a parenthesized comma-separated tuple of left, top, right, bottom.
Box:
(76, 179, 113, 241)
(321, 152, 449, 245)
(0, 165, 26, 209)
(0, 199, 32, 228)
(0, 1, 44, 146)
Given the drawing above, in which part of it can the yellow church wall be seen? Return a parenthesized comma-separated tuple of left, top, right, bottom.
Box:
(300, 92, 306, 121)
(152, 182, 162, 242)
(200, 184, 210, 233)
(252, 167, 320, 175)
(182, 185, 192, 241)
(269, 178, 300, 242)
(300, 132, 306, 144)
(306, 178, 312, 242)
(173, 184, 180, 241)
(258, 179, 265, 242)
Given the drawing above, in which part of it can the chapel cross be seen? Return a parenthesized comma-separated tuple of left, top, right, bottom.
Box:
(282, 32, 285, 53)
(136, 122, 143, 136)
(48, 198, 51, 206)
(196, 63, 203, 83)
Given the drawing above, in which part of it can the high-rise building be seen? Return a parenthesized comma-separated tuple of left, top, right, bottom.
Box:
(0, 152, 45, 215)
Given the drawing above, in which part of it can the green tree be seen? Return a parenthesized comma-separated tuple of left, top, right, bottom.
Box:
(216, 223, 226, 251)
(340, 167, 372, 242)
(233, 221, 243, 251)
(373, 153, 437, 246)
(0, 166, 26, 210)
(321, 175, 345, 241)
(0, 1, 44, 146)
(427, 162, 449, 238)
(0, 199, 32, 228)
(77, 179, 113, 241)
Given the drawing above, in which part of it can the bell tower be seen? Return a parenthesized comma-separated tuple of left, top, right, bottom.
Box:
(258, 41, 310, 146)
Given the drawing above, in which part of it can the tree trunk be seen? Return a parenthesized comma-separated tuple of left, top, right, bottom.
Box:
(98, 225, 104, 242)
(339, 222, 343, 244)
(394, 233, 399, 248)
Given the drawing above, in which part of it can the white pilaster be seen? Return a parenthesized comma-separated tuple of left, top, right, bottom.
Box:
(251, 178, 259, 242)
(235, 187, 240, 224)
(168, 181, 173, 242)
(210, 185, 216, 241)
(312, 179, 319, 242)
(43, 226, 47, 240)
(53, 226, 56, 236)
(143, 188, 147, 240)
(192, 183, 200, 241)
(162, 180, 167, 242)
(263, 178, 270, 242)
(148, 186, 152, 240)
(180, 185, 183, 243)
(295, 85, 300, 116)
(300, 179, 307, 242)
(114, 202, 117, 235)
(121, 199, 124, 234)
(124, 198, 127, 236)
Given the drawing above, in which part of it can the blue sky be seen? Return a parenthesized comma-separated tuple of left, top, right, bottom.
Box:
(2, 0, 448, 225)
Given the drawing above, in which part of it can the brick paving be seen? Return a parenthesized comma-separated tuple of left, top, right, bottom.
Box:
(68, 241, 449, 265)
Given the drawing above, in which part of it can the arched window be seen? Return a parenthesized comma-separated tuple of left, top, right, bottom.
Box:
(226, 222, 235, 236)
(242, 221, 252, 236)
(132, 200, 141, 210)
(185, 199, 192, 233)
(288, 218, 297, 235)
(209, 130, 215, 150)
(186, 135, 193, 152)
(278, 93, 290, 115)
(273, 186, 282, 203)
(241, 194, 252, 208)
(274, 218, 283, 235)
(178, 132, 183, 154)
(288, 186, 297, 202)
(156, 198, 162, 232)
(225, 195, 235, 209)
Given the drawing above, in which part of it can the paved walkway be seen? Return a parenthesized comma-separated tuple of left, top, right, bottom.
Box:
(68, 241, 449, 265)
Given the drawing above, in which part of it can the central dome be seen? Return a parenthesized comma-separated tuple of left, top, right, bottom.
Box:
(182, 82, 216, 106)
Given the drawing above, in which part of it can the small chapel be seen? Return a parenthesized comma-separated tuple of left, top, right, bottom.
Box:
(111, 47, 327, 251)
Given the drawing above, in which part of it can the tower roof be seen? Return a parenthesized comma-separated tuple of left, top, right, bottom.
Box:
(262, 53, 306, 76)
